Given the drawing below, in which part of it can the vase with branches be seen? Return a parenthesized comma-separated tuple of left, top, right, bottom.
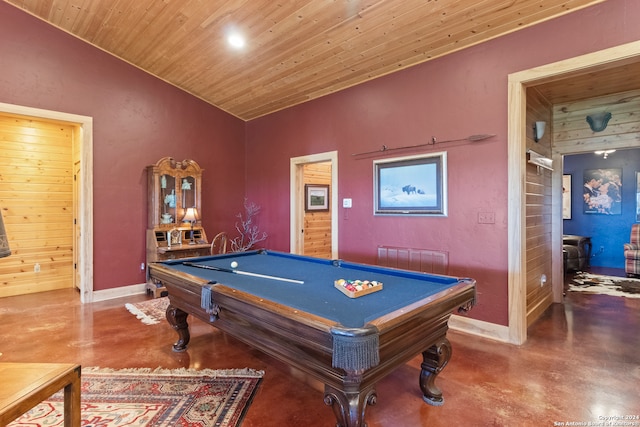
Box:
(230, 198, 268, 252)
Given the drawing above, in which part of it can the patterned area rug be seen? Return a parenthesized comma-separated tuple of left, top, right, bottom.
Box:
(9, 367, 264, 427)
(569, 272, 640, 298)
(125, 297, 170, 325)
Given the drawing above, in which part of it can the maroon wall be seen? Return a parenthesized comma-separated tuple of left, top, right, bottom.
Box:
(245, 0, 640, 325)
(0, 3, 246, 291)
(2, 0, 639, 325)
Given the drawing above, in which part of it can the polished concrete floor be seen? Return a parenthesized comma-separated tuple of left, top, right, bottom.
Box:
(1, 268, 639, 426)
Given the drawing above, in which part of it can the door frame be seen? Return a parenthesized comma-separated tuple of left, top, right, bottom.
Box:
(507, 40, 640, 345)
(290, 151, 338, 258)
(0, 102, 94, 303)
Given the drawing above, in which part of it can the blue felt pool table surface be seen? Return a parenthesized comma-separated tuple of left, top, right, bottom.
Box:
(161, 250, 469, 328)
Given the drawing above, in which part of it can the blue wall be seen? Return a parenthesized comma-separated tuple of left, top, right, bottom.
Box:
(563, 148, 640, 268)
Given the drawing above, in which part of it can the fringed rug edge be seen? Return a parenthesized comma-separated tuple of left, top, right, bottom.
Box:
(124, 302, 161, 325)
(81, 366, 265, 378)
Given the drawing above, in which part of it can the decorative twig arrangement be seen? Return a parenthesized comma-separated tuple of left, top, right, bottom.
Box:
(230, 198, 268, 252)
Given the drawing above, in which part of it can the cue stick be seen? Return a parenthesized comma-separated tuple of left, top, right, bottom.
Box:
(183, 262, 305, 284)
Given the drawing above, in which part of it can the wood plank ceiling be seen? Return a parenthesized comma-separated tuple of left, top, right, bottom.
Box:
(5, 0, 608, 121)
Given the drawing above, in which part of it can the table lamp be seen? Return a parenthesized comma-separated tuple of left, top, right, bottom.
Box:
(182, 207, 198, 245)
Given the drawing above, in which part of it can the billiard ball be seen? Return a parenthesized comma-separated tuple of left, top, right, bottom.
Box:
(230, 261, 238, 269)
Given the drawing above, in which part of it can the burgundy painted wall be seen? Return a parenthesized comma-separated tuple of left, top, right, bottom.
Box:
(2, 0, 639, 326)
(0, 3, 246, 291)
(245, 0, 640, 325)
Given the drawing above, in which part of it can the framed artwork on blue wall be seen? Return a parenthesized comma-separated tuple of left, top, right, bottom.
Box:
(583, 168, 622, 215)
(373, 152, 447, 216)
(562, 174, 571, 219)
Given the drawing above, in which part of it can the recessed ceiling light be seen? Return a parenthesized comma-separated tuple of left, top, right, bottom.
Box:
(227, 32, 245, 49)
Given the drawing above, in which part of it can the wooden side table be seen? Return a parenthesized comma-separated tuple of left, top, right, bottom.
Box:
(0, 362, 81, 426)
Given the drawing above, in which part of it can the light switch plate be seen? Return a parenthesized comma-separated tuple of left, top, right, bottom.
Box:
(478, 212, 495, 224)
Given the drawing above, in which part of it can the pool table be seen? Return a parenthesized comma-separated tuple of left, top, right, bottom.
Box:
(148, 250, 475, 427)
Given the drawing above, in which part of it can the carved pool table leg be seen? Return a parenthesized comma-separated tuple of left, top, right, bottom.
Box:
(165, 304, 190, 352)
(324, 383, 377, 427)
(419, 337, 452, 406)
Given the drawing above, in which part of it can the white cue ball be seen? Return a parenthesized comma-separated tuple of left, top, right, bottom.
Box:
(230, 261, 238, 269)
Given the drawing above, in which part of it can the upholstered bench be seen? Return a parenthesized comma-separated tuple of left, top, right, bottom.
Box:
(563, 235, 592, 272)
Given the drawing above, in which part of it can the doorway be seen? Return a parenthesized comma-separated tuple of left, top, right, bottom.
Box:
(290, 151, 338, 258)
(562, 148, 639, 273)
(507, 40, 640, 345)
(0, 102, 94, 303)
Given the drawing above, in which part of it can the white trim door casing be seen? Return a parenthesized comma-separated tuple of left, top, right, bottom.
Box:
(290, 151, 338, 258)
(507, 40, 640, 345)
(0, 102, 94, 303)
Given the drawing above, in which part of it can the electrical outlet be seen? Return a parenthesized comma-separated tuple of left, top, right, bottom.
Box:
(34, 263, 40, 273)
(140, 263, 145, 270)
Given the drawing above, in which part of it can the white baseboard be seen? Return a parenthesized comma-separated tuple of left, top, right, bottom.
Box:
(448, 314, 512, 343)
(92, 283, 147, 302)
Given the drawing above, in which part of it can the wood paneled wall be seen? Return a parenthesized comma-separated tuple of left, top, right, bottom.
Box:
(0, 114, 74, 297)
(303, 162, 332, 259)
(525, 88, 554, 326)
(553, 88, 640, 152)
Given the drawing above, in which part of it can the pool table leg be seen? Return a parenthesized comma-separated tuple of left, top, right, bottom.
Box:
(324, 380, 377, 427)
(166, 304, 190, 352)
(419, 337, 451, 406)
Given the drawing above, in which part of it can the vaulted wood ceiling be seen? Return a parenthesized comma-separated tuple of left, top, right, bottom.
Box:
(5, 0, 608, 120)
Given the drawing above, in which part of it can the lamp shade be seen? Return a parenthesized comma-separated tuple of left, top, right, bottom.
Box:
(534, 121, 546, 142)
(182, 207, 198, 223)
(0, 210, 11, 258)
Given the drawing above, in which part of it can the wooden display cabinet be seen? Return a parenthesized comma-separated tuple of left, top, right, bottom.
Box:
(146, 157, 209, 296)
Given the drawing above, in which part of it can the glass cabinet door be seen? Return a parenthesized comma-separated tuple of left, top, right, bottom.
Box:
(181, 176, 196, 209)
(147, 157, 203, 230)
(160, 174, 177, 224)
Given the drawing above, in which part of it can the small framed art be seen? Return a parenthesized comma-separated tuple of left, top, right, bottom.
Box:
(305, 184, 330, 212)
(562, 174, 571, 219)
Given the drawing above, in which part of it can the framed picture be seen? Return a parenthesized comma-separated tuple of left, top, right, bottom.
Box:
(373, 152, 447, 216)
(562, 174, 571, 219)
(583, 168, 622, 215)
(305, 184, 330, 211)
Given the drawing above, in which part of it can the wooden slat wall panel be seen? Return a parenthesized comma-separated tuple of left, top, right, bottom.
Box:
(553, 88, 640, 152)
(525, 89, 554, 326)
(0, 114, 74, 297)
(303, 162, 332, 259)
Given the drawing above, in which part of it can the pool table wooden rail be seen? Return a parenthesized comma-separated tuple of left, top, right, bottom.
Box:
(149, 261, 476, 427)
